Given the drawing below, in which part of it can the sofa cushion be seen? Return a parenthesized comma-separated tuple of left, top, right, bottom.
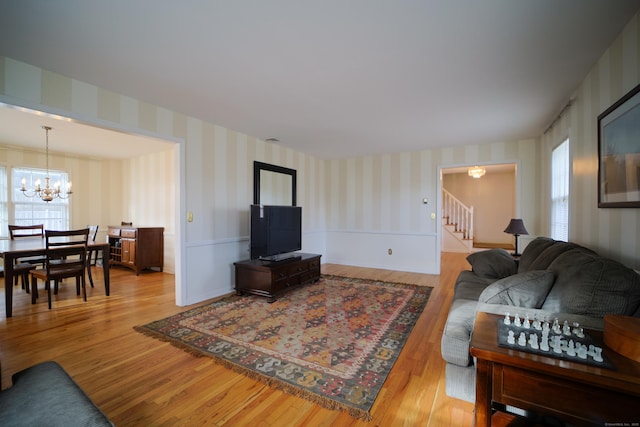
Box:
(542, 249, 640, 317)
(454, 270, 494, 300)
(466, 249, 517, 280)
(517, 237, 555, 272)
(519, 238, 596, 273)
(478, 270, 554, 308)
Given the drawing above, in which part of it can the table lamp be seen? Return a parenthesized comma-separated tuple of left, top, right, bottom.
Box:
(504, 218, 528, 256)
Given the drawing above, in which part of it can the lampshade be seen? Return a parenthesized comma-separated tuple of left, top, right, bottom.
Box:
(504, 219, 529, 236)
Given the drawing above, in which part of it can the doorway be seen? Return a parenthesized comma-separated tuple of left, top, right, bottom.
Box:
(440, 163, 517, 252)
(0, 102, 183, 297)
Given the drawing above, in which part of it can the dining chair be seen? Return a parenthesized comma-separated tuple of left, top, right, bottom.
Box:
(30, 228, 90, 310)
(86, 224, 99, 288)
(8, 224, 46, 292)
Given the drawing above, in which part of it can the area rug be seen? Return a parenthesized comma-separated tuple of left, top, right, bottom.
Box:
(134, 275, 432, 420)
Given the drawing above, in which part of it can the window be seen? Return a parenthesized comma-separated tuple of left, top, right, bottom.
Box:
(11, 167, 70, 231)
(551, 139, 569, 241)
(0, 166, 8, 237)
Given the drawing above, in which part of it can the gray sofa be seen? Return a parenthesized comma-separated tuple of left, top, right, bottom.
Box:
(0, 361, 113, 426)
(441, 237, 640, 402)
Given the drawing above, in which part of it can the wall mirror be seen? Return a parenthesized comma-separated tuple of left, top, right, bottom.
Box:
(253, 161, 297, 206)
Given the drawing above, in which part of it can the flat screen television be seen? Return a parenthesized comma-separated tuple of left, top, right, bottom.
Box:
(250, 204, 302, 261)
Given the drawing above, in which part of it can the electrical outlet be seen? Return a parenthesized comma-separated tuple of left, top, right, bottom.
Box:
(187, 212, 193, 222)
(430, 212, 436, 220)
(388, 248, 392, 255)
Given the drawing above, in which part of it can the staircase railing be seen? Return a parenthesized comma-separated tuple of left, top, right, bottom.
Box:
(442, 188, 474, 240)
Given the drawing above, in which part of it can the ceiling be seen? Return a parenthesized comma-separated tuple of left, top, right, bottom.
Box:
(1, 1, 639, 160)
(0, 104, 174, 159)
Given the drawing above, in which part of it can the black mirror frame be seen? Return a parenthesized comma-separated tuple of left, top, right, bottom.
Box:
(253, 161, 297, 206)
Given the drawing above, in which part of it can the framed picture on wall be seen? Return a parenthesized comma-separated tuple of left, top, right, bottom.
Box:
(597, 82, 640, 208)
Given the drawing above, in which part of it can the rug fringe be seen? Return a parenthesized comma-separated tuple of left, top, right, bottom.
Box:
(133, 325, 372, 421)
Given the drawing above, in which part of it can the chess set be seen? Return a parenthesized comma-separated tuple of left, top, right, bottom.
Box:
(497, 313, 614, 369)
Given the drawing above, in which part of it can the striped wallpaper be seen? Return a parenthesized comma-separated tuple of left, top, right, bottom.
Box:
(1, 9, 639, 305)
(541, 12, 640, 269)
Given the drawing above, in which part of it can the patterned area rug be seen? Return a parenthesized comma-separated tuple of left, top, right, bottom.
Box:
(135, 275, 432, 420)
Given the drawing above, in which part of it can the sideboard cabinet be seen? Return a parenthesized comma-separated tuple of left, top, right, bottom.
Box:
(107, 226, 164, 275)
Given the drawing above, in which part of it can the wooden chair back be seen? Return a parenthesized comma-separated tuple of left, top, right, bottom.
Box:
(9, 224, 44, 239)
(44, 228, 90, 280)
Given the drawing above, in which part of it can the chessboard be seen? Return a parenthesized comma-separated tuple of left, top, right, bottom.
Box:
(497, 313, 614, 369)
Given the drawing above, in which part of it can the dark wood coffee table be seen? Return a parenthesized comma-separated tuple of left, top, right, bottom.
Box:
(470, 312, 640, 426)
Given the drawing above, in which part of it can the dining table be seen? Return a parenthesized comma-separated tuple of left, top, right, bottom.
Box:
(1, 239, 110, 318)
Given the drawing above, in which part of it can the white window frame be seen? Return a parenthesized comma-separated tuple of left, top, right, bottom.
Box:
(11, 167, 71, 232)
(551, 138, 570, 241)
(0, 166, 8, 238)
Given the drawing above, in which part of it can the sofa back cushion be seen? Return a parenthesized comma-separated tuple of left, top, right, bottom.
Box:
(541, 249, 640, 317)
(478, 270, 554, 308)
(466, 248, 517, 280)
(517, 237, 556, 272)
(519, 237, 595, 273)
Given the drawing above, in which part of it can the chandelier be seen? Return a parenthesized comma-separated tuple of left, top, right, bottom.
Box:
(20, 126, 72, 202)
(468, 166, 486, 179)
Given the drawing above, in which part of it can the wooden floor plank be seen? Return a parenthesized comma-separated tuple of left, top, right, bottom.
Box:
(1, 255, 475, 426)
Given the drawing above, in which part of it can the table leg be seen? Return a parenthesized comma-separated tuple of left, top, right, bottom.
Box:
(3, 254, 15, 318)
(102, 247, 110, 296)
(474, 359, 493, 427)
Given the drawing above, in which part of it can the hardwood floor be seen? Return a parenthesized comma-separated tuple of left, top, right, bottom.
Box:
(0, 253, 475, 426)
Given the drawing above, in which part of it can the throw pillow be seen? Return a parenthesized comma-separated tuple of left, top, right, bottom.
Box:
(466, 248, 517, 280)
(478, 270, 555, 308)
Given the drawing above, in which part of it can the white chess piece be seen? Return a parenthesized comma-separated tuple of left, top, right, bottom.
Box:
(593, 347, 603, 362)
(523, 314, 531, 329)
(571, 322, 580, 335)
(514, 314, 522, 327)
(566, 340, 576, 356)
(577, 344, 588, 359)
(552, 318, 561, 334)
(540, 335, 549, 352)
(504, 312, 511, 325)
(507, 330, 515, 345)
(575, 327, 585, 338)
(529, 333, 539, 350)
(563, 320, 572, 336)
(552, 336, 563, 354)
(518, 332, 526, 346)
(533, 318, 542, 331)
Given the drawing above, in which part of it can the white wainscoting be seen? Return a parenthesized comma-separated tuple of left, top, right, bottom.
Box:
(183, 238, 246, 305)
(324, 230, 440, 274)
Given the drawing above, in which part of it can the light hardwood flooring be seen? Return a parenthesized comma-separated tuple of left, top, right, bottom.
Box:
(0, 253, 474, 426)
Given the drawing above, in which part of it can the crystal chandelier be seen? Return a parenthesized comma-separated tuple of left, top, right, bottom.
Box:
(20, 126, 72, 202)
(468, 166, 486, 179)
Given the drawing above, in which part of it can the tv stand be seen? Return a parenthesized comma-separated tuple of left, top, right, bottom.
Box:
(234, 253, 321, 302)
